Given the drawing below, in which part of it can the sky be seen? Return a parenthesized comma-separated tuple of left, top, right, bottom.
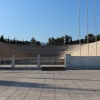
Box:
(0, 0, 100, 43)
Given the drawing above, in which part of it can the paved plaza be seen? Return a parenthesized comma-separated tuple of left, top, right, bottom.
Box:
(0, 70, 100, 100)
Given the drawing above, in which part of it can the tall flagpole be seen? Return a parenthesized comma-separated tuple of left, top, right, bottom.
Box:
(86, 0, 89, 56)
(78, 0, 81, 56)
(94, 0, 97, 56)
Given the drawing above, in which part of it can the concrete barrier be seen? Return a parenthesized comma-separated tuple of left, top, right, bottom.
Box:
(65, 54, 100, 69)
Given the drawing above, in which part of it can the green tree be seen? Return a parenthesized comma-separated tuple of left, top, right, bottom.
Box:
(70, 37, 72, 45)
(81, 39, 84, 44)
(85, 33, 94, 43)
(65, 35, 69, 45)
(12, 38, 16, 44)
(65, 35, 72, 45)
(48, 37, 52, 45)
(36, 41, 41, 46)
(0, 35, 4, 42)
(51, 37, 55, 45)
(77, 39, 79, 44)
(61, 36, 64, 45)
(83, 39, 87, 43)
(97, 34, 100, 41)
(69, 36, 72, 44)
(85, 33, 94, 39)
(54, 38, 61, 45)
(31, 37, 36, 45)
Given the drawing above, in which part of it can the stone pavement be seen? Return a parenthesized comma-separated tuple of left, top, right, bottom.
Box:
(0, 70, 100, 100)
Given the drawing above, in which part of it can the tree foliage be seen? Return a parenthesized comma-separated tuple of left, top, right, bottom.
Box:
(0, 33, 100, 46)
(47, 35, 72, 45)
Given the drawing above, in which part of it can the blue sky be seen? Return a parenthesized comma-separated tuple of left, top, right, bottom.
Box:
(0, 0, 100, 43)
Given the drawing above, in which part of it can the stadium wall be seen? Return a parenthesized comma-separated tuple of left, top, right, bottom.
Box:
(65, 54, 100, 70)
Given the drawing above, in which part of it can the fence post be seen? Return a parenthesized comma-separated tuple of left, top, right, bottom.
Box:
(12, 54, 15, 67)
(37, 54, 41, 67)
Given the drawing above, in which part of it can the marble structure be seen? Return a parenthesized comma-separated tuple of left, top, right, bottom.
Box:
(65, 54, 100, 69)
(12, 54, 15, 67)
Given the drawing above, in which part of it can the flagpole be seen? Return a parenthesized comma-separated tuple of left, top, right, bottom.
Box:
(78, 0, 81, 56)
(86, 0, 89, 56)
(94, 0, 97, 56)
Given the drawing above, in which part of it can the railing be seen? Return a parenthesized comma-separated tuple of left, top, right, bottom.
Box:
(41, 57, 64, 65)
(0, 56, 64, 67)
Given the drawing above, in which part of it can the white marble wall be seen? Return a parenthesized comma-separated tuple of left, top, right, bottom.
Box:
(65, 54, 100, 69)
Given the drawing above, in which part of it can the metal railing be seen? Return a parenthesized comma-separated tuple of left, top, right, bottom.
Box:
(0, 56, 64, 67)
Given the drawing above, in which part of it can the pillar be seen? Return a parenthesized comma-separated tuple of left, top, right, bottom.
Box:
(37, 54, 41, 67)
(12, 54, 15, 67)
(65, 54, 71, 68)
